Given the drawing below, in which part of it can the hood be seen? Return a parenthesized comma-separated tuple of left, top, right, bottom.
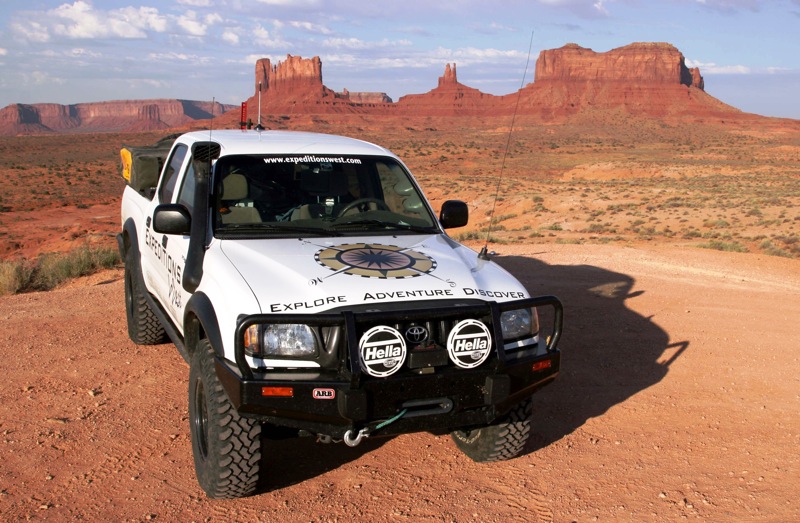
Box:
(219, 235, 529, 314)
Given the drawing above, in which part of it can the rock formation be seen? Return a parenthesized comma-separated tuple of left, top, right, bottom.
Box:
(534, 42, 702, 87)
(3, 41, 764, 135)
(0, 99, 234, 135)
(340, 89, 393, 104)
(507, 42, 733, 120)
(395, 63, 499, 116)
(255, 55, 327, 97)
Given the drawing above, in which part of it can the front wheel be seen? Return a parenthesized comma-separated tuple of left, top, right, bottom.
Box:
(123, 248, 166, 345)
(451, 398, 533, 462)
(189, 339, 262, 498)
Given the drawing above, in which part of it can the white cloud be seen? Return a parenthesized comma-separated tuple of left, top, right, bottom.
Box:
(178, 0, 212, 6)
(177, 10, 220, 36)
(11, 2, 170, 42)
(431, 46, 527, 64)
(323, 37, 412, 50)
(69, 47, 101, 58)
(177, 11, 208, 36)
(288, 21, 333, 35)
(114, 6, 168, 33)
(255, 0, 320, 5)
(252, 24, 289, 48)
(686, 58, 750, 74)
(10, 20, 51, 43)
(222, 29, 240, 45)
(534, 0, 613, 17)
(0, 48, 7, 56)
(23, 70, 66, 86)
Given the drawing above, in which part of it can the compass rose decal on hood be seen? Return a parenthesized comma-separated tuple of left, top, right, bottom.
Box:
(315, 243, 436, 279)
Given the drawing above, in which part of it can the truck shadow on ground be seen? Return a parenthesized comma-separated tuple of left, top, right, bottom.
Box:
(255, 253, 686, 492)
(493, 254, 688, 454)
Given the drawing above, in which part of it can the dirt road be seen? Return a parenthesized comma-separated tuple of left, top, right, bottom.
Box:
(1, 244, 798, 522)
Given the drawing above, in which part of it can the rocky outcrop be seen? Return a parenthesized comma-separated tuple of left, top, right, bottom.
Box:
(507, 42, 731, 120)
(535, 42, 702, 87)
(0, 99, 234, 135)
(340, 89, 393, 104)
(3, 42, 759, 134)
(438, 63, 458, 87)
(395, 63, 498, 116)
(255, 55, 327, 96)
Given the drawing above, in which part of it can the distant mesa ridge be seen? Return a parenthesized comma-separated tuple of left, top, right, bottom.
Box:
(235, 43, 735, 123)
(0, 42, 766, 135)
(0, 99, 234, 135)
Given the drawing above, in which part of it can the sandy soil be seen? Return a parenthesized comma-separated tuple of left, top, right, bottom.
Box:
(1, 242, 798, 522)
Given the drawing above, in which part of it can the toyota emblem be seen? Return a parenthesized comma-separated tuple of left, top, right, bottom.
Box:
(405, 325, 429, 344)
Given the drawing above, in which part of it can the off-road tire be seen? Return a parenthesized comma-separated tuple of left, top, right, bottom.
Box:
(451, 398, 533, 462)
(189, 339, 262, 499)
(124, 249, 167, 345)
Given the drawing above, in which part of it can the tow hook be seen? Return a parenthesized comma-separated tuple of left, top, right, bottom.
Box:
(343, 408, 409, 447)
(343, 427, 369, 447)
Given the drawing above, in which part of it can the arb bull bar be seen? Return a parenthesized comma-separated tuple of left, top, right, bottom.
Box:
(214, 296, 563, 440)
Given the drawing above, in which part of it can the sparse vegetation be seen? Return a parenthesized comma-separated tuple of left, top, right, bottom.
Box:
(698, 240, 748, 253)
(0, 246, 119, 296)
(1, 117, 799, 297)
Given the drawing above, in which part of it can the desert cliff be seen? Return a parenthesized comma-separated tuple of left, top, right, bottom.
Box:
(0, 99, 235, 135)
(234, 43, 753, 126)
(1, 41, 788, 135)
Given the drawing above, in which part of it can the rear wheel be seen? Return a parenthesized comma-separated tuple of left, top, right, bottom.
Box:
(124, 248, 166, 345)
(451, 398, 533, 462)
(189, 339, 262, 499)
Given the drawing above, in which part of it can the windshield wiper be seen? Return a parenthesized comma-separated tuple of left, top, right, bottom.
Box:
(219, 223, 341, 236)
(330, 219, 438, 234)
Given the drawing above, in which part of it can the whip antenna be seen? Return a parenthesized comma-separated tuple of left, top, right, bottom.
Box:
(209, 96, 215, 139)
(479, 31, 534, 260)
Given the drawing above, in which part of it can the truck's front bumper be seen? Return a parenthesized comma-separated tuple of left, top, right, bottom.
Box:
(215, 296, 562, 439)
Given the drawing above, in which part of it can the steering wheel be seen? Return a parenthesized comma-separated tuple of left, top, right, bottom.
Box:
(337, 197, 389, 217)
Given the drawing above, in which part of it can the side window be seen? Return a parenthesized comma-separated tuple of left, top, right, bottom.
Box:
(158, 144, 188, 203)
(177, 163, 196, 213)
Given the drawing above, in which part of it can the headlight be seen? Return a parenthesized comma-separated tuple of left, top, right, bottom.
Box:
(244, 324, 319, 358)
(500, 308, 539, 341)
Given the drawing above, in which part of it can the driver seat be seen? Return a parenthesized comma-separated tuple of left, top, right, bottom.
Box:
(291, 168, 351, 220)
(220, 173, 262, 224)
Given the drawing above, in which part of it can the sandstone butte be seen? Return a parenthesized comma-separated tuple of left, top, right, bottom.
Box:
(0, 99, 234, 135)
(0, 42, 788, 135)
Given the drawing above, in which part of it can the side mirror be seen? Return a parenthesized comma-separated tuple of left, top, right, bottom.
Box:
(439, 200, 469, 229)
(153, 204, 192, 235)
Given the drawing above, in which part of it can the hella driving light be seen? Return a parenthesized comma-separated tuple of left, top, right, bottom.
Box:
(500, 308, 539, 341)
(244, 324, 319, 358)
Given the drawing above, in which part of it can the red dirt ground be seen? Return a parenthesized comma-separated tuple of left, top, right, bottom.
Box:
(1, 243, 798, 521)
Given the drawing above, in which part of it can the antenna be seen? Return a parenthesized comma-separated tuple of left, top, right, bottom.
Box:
(478, 31, 534, 261)
(255, 81, 265, 131)
(209, 96, 214, 140)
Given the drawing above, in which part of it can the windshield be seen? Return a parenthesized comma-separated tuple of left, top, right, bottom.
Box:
(212, 154, 439, 237)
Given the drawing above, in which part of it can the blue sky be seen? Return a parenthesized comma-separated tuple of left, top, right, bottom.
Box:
(0, 0, 798, 118)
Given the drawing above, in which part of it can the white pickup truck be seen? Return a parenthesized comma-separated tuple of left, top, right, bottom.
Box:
(118, 129, 562, 499)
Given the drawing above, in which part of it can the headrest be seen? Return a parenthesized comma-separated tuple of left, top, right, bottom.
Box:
(300, 168, 349, 196)
(222, 173, 248, 200)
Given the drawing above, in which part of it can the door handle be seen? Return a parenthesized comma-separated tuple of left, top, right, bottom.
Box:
(162, 235, 168, 248)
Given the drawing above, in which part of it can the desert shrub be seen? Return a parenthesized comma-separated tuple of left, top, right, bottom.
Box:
(703, 219, 730, 228)
(0, 259, 35, 296)
(698, 241, 748, 253)
(0, 246, 120, 295)
(456, 231, 482, 241)
(30, 246, 119, 291)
